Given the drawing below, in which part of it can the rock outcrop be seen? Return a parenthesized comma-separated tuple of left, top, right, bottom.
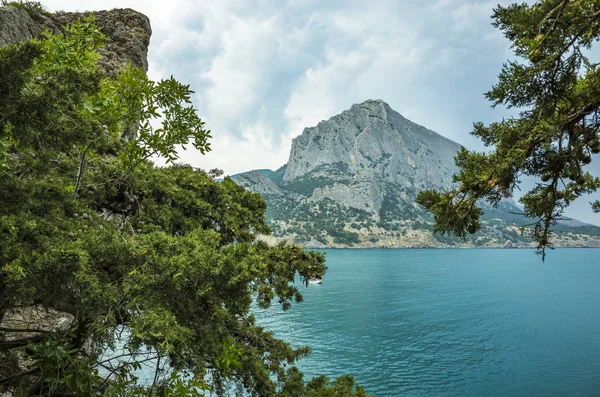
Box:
(279, 99, 462, 214)
(0, 5, 151, 75)
(234, 171, 287, 196)
(285, 99, 460, 188)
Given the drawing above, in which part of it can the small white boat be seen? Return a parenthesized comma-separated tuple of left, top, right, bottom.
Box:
(308, 278, 322, 285)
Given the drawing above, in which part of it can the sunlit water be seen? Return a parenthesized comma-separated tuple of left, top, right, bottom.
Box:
(253, 248, 600, 396)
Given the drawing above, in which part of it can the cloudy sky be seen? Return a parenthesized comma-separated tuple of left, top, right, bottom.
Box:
(43, 0, 600, 225)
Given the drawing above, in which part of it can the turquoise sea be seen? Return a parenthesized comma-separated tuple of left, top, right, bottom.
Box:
(254, 248, 600, 397)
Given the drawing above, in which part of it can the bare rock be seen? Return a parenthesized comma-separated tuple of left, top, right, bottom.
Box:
(1, 306, 75, 339)
(0, 6, 40, 46)
(232, 170, 287, 196)
(0, 5, 151, 75)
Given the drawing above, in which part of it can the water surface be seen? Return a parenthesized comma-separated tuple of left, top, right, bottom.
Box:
(254, 248, 600, 396)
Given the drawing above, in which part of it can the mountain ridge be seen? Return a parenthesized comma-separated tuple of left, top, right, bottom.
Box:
(232, 99, 600, 248)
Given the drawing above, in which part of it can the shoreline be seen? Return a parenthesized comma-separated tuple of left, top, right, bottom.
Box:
(302, 245, 600, 250)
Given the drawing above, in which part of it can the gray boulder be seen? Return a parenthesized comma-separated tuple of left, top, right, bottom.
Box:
(0, 5, 151, 75)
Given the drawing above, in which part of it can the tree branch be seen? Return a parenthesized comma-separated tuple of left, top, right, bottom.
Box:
(149, 353, 161, 396)
(0, 326, 50, 333)
(73, 145, 90, 201)
(0, 334, 46, 351)
(0, 367, 39, 386)
(583, 9, 600, 20)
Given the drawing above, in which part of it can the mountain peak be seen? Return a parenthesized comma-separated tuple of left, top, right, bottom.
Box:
(282, 100, 461, 188)
(354, 98, 390, 108)
(347, 99, 392, 120)
(352, 98, 390, 108)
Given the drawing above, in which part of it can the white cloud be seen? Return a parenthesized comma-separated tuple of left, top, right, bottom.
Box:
(176, 119, 292, 176)
(203, 15, 281, 129)
(38, 0, 600, 225)
(43, 0, 513, 174)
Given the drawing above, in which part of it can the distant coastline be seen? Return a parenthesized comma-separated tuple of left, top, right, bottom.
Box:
(257, 233, 600, 250)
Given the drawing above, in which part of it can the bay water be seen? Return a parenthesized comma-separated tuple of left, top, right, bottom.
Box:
(254, 248, 600, 396)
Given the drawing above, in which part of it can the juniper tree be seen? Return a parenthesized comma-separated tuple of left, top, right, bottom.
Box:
(0, 16, 374, 397)
(417, 0, 600, 258)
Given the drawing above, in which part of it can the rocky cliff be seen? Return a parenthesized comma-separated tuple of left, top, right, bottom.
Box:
(0, 4, 151, 75)
(234, 100, 600, 248)
(281, 99, 461, 214)
(285, 100, 460, 186)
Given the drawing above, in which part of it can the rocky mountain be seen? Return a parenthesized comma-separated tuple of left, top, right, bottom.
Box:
(0, 4, 151, 75)
(233, 99, 600, 248)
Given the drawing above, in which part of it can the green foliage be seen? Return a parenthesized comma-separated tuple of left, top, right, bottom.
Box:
(261, 193, 371, 246)
(379, 194, 401, 222)
(267, 164, 287, 185)
(280, 368, 375, 397)
(416, 188, 482, 240)
(95, 66, 211, 168)
(0, 132, 15, 172)
(282, 163, 349, 196)
(283, 176, 338, 196)
(304, 375, 374, 397)
(330, 229, 360, 246)
(36, 15, 105, 70)
(433, 232, 456, 246)
(417, 0, 600, 259)
(0, 17, 373, 397)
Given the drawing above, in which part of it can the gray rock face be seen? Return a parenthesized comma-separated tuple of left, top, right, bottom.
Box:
(231, 170, 304, 209)
(0, 6, 40, 46)
(283, 99, 461, 212)
(285, 99, 460, 186)
(233, 171, 286, 196)
(0, 5, 151, 75)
